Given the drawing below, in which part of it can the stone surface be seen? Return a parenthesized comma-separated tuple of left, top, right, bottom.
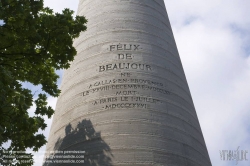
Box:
(44, 0, 212, 165)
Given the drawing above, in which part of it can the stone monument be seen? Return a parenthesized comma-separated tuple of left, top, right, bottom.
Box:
(44, 0, 212, 165)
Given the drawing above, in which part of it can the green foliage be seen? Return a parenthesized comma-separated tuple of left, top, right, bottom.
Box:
(0, 0, 87, 165)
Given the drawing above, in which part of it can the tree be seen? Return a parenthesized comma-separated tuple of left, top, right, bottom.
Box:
(0, 0, 87, 165)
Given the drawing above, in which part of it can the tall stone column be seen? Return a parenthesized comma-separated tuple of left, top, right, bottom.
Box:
(44, 0, 212, 165)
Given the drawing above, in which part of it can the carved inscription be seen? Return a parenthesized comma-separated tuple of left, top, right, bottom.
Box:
(105, 103, 147, 109)
(83, 43, 171, 110)
(93, 97, 118, 105)
(92, 96, 161, 105)
(110, 44, 140, 51)
(88, 78, 163, 89)
(91, 96, 162, 110)
(118, 53, 132, 59)
(99, 43, 152, 72)
(99, 63, 152, 72)
(82, 84, 171, 96)
(116, 91, 138, 95)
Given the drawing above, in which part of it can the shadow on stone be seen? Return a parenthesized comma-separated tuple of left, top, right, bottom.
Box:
(44, 119, 113, 166)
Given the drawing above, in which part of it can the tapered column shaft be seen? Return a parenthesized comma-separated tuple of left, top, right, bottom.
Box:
(45, 1, 212, 165)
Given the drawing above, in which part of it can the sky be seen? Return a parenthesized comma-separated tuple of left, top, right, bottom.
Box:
(16, 0, 250, 165)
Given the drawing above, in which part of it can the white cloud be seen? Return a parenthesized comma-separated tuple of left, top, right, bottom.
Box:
(165, 0, 250, 165)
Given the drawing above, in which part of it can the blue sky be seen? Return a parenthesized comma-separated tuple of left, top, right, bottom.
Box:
(24, 0, 250, 165)
(0, 20, 4, 25)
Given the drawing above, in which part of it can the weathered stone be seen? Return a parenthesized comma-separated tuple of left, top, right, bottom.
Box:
(44, 0, 212, 165)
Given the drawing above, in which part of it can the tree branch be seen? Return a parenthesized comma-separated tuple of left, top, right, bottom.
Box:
(0, 44, 15, 51)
